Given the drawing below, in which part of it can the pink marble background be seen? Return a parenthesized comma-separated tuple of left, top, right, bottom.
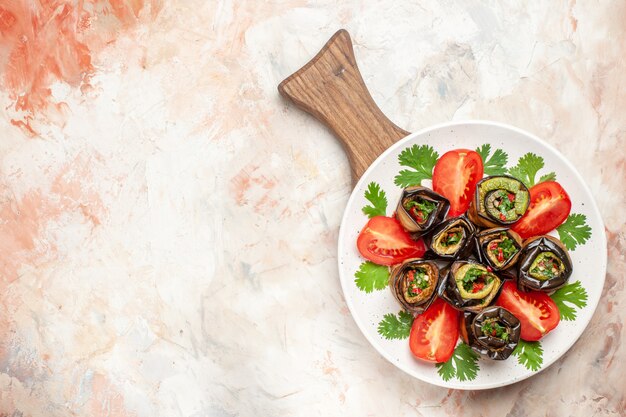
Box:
(0, 0, 623, 415)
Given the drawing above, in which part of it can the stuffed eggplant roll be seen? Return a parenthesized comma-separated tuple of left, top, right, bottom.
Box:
(517, 235, 573, 292)
(468, 176, 530, 228)
(389, 259, 439, 314)
(475, 228, 523, 271)
(440, 261, 502, 312)
(429, 216, 476, 260)
(460, 306, 521, 360)
(396, 187, 450, 235)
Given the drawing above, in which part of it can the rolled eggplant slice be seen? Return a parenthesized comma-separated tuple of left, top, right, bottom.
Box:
(518, 235, 573, 292)
(389, 259, 440, 314)
(468, 176, 530, 228)
(429, 216, 476, 260)
(475, 228, 523, 271)
(460, 306, 521, 360)
(396, 187, 450, 235)
(440, 261, 502, 312)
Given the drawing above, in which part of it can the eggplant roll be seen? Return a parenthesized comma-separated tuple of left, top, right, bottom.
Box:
(468, 176, 530, 228)
(389, 259, 440, 314)
(517, 235, 573, 292)
(429, 216, 476, 260)
(396, 186, 450, 235)
(475, 228, 523, 271)
(460, 306, 521, 360)
(440, 261, 502, 312)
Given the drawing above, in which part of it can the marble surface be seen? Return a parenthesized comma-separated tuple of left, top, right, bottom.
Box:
(0, 1, 623, 416)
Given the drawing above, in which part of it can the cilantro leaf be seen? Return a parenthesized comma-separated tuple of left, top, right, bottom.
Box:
(475, 143, 491, 161)
(550, 280, 588, 321)
(362, 182, 388, 218)
(557, 213, 592, 250)
(508, 153, 546, 187)
(539, 172, 557, 183)
(354, 261, 389, 293)
(436, 343, 480, 382)
(377, 311, 414, 340)
(512, 339, 543, 371)
(476, 144, 509, 175)
(436, 356, 456, 381)
(394, 145, 439, 187)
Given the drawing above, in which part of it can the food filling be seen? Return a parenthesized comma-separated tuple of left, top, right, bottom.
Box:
(477, 177, 529, 223)
(462, 268, 493, 294)
(480, 318, 510, 341)
(403, 267, 431, 302)
(403, 197, 437, 225)
(529, 251, 565, 280)
(487, 233, 519, 266)
(486, 190, 519, 222)
(454, 264, 497, 300)
(433, 226, 465, 255)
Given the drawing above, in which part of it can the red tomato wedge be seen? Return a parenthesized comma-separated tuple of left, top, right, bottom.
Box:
(495, 281, 560, 341)
(409, 298, 460, 363)
(357, 216, 426, 266)
(511, 181, 571, 239)
(432, 149, 484, 217)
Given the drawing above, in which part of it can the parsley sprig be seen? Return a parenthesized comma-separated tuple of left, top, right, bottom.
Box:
(508, 153, 556, 188)
(362, 182, 388, 218)
(377, 311, 414, 340)
(476, 144, 508, 175)
(394, 145, 439, 187)
(436, 343, 480, 381)
(354, 261, 389, 293)
(557, 213, 592, 251)
(550, 280, 588, 321)
(512, 339, 543, 371)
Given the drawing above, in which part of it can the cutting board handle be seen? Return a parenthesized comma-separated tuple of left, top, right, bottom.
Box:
(278, 29, 409, 183)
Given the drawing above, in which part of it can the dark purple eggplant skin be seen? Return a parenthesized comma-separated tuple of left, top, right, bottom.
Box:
(396, 186, 450, 236)
(474, 227, 523, 271)
(389, 259, 440, 315)
(517, 235, 573, 292)
(439, 260, 503, 313)
(460, 306, 521, 360)
(427, 215, 476, 260)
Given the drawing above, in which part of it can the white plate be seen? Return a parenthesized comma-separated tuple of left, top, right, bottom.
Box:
(337, 120, 607, 390)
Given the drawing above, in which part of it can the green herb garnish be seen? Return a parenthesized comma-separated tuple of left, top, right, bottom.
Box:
(362, 182, 388, 218)
(512, 339, 543, 371)
(557, 213, 592, 251)
(436, 343, 480, 381)
(476, 144, 509, 175)
(507, 152, 556, 188)
(550, 280, 588, 321)
(394, 145, 439, 187)
(354, 261, 389, 293)
(377, 311, 414, 340)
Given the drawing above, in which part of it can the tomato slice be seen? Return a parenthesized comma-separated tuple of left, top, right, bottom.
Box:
(357, 216, 426, 266)
(511, 181, 571, 239)
(495, 281, 560, 341)
(409, 298, 460, 363)
(432, 149, 484, 217)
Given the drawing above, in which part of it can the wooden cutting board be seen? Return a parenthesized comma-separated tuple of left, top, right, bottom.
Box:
(278, 29, 409, 183)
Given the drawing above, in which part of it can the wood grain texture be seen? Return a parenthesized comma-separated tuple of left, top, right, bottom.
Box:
(278, 29, 409, 183)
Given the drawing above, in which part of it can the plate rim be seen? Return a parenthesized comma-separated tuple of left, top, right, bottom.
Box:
(337, 119, 607, 390)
